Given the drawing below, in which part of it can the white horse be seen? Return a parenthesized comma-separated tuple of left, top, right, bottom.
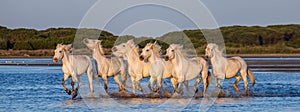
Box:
(165, 44, 211, 96)
(112, 40, 151, 94)
(139, 42, 169, 94)
(139, 42, 188, 93)
(83, 38, 127, 93)
(53, 44, 97, 99)
(205, 43, 255, 94)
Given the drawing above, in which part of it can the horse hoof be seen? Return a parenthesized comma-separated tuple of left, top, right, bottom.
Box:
(87, 93, 95, 98)
(72, 90, 78, 99)
(65, 89, 71, 95)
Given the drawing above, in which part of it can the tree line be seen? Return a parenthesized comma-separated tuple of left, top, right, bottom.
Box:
(0, 24, 299, 55)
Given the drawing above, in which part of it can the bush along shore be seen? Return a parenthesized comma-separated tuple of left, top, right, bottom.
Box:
(0, 24, 300, 57)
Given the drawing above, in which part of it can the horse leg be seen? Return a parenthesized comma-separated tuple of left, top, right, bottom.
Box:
(103, 75, 109, 93)
(136, 75, 143, 92)
(215, 78, 223, 94)
(72, 77, 81, 99)
(241, 71, 249, 95)
(130, 76, 137, 95)
(148, 77, 155, 92)
(194, 77, 202, 93)
(184, 81, 190, 92)
(176, 82, 184, 94)
(120, 68, 127, 87)
(62, 74, 71, 95)
(156, 77, 163, 96)
(233, 76, 242, 92)
(114, 75, 126, 92)
(201, 70, 210, 96)
(171, 78, 178, 92)
(87, 70, 95, 97)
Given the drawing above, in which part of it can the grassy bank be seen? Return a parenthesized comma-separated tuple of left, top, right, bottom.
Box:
(1, 49, 300, 58)
(1, 24, 300, 56)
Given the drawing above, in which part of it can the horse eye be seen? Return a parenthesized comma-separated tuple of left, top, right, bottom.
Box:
(59, 51, 62, 53)
(146, 49, 149, 52)
(171, 50, 174, 52)
(123, 45, 125, 47)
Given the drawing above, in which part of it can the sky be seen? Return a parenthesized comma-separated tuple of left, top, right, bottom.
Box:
(0, 0, 300, 37)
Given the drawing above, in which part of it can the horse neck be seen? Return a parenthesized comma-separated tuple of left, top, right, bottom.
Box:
(61, 51, 73, 72)
(211, 49, 226, 65)
(126, 47, 140, 64)
(152, 47, 161, 58)
(148, 51, 159, 63)
(93, 46, 107, 64)
(61, 51, 70, 65)
(171, 51, 185, 67)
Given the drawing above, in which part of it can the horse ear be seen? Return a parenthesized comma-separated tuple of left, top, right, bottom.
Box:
(153, 40, 157, 45)
(149, 43, 154, 49)
(96, 40, 102, 44)
(57, 44, 62, 48)
(179, 45, 183, 49)
(67, 44, 73, 48)
(127, 39, 134, 45)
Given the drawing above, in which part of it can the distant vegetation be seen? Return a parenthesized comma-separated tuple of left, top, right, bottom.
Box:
(0, 24, 300, 56)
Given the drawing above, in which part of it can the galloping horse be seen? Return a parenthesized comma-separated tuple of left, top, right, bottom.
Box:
(139, 42, 187, 93)
(205, 43, 255, 94)
(53, 44, 96, 99)
(165, 44, 211, 96)
(139, 42, 169, 94)
(112, 40, 151, 94)
(83, 38, 127, 93)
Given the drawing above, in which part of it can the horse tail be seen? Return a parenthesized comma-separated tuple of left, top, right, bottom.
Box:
(207, 71, 211, 87)
(247, 69, 255, 86)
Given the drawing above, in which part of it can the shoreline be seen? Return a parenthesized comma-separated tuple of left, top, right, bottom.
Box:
(1, 54, 300, 58)
(1, 59, 300, 72)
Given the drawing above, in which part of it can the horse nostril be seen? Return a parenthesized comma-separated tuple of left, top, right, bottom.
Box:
(139, 55, 144, 61)
(164, 56, 169, 61)
(53, 58, 58, 63)
(112, 47, 117, 51)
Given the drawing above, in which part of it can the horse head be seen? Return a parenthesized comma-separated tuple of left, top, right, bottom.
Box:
(83, 38, 104, 55)
(139, 43, 155, 62)
(53, 44, 72, 63)
(205, 43, 223, 58)
(165, 44, 183, 61)
(112, 39, 138, 57)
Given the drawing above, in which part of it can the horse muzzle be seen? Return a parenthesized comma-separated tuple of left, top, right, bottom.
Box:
(204, 55, 209, 60)
(164, 56, 169, 61)
(112, 47, 117, 52)
(139, 55, 144, 61)
(53, 58, 58, 63)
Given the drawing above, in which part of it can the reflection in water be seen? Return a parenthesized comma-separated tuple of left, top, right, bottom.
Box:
(0, 66, 300, 111)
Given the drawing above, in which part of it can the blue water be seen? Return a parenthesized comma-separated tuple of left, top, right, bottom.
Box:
(1, 58, 300, 65)
(0, 65, 300, 111)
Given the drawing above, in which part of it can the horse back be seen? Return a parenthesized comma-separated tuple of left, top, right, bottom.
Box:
(225, 57, 247, 78)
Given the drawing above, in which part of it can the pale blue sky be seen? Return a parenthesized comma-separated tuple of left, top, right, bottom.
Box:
(0, 0, 299, 37)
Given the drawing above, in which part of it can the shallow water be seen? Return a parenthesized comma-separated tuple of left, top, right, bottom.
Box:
(0, 66, 299, 111)
(1, 57, 300, 65)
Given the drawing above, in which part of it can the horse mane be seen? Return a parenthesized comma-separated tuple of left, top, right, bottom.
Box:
(146, 43, 161, 57)
(96, 41, 105, 55)
(208, 43, 223, 55)
(126, 39, 139, 54)
(170, 44, 187, 59)
(56, 44, 72, 53)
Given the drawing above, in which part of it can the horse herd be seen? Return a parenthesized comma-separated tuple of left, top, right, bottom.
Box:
(52, 38, 256, 99)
